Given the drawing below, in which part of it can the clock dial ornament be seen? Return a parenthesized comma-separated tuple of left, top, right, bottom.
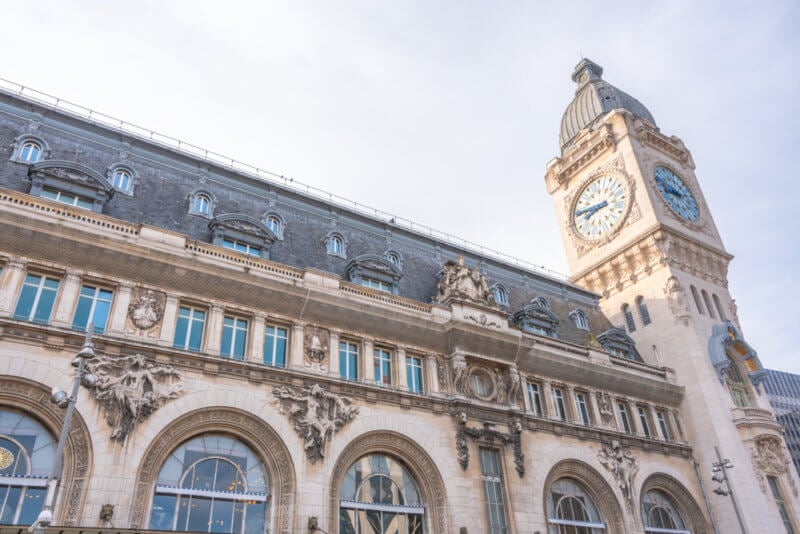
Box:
(654, 166, 699, 222)
(573, 176, 627, 239)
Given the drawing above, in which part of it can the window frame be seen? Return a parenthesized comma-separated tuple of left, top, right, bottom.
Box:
(263, 324, 288, 367)
(575, 391, 591, 426)
(479, 447, 510, 534)
(406, 354, 424, 394)
(107, 164, 136, 194)
(637, 406, 652, 438)
(636, 296, 651, 326)
(220, 315, 249, 360)
(11, 135, 48, 164)
(324, 232, 346, 258)
(338, 340, 359, 381)
(262, 212, 285, 240)
(617, 402, 632, 434)
(528, 382, 545, 417)
(13, 273, 60, 324)
(552, 387, 568, 422)
(373, 347, 393, 387)
(656, 410, 672, 441)
(173, 305, 206, 352)
(71, 283, 114, 334)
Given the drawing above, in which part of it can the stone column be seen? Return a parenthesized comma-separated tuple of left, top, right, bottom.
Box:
(106, 282, 133, 335)
(565, 385, 577, 423)
(542, 381, 555, 419)
(668, 410, 684, 442)
(648, 405, 662, 439)
(588, 390, 603, 428)
(396, 347, 408, 391)
(248, 313, 266, 363)
(328, 330, 340, 377)
(0, 259, 27, 317)
(158, 295, 180, 347)
(203, 305, 224, 356)
(628, 400, 643, 436)
(425, 354, 440, 394)
(51, 270, 83, 328)
(289, 322, 305, 369)
(362, 338, 374, 385)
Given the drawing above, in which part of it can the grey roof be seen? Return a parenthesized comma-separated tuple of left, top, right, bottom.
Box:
(559, 58, 656, 149)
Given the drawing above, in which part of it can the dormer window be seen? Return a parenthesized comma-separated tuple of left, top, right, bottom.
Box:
(491, 284, 509, 307)
(107, 164, 136, 194)
(597, 328, 643, 362)
(263, 213, 285, 240)
(209, 213, 277, 259)
(346, 254, 402, 294)
(11, 135, 48, 163)
(324, 232, 346, 258)
(385, 251, 401, 267)
(28, 160, 113, 213)
(189, 190, 215, 217)
(513, 297, 559, 338)
(569, 309, 589, 330)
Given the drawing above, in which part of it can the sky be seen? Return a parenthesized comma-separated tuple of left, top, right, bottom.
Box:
(1, 1, 798, 371)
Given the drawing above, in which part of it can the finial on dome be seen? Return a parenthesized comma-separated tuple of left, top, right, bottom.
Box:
(571, 58, 604, 86)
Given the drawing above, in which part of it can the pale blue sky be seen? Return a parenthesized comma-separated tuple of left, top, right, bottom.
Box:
(2, 1, 797, 370)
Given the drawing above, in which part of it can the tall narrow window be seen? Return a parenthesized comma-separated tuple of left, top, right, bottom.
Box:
(406, 355, 424, 393)
(725, 357, 753, 408)
(479, 448, 509, 534)
(264, 214, 283, 237)
(173, 306, 206, 352)
(636, 296, 651, 326)
(492, 285, 509, 307)
(552, 387, 567, 421)
(617, 402, 632, 434)
(622, 304, 636, 332)
(72, 285, 114, 333)
(638, 406, 652, 438)
(374, 348, 393, 386)
(14, 274, 60, 324)
(339, 341, 359, 381)
(575, 392, 590, 426)
(528, 383, 544, 416)
(690, 285, 704, 314)
(18, 141, 42, 163)
(702, 290, 715, 318)
(191, 194, 211, 216)
(221, 316, 248, 360)
(768, 476, 797, 534)
(264, 325, 288, 367)
(656, 410, 672, 441)
(326, 234, 345, 256)
(713, 294, 727, 321)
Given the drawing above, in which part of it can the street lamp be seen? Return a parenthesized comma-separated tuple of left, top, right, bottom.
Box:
(28, 325, 97, 534)
(711, 446, 747, 534)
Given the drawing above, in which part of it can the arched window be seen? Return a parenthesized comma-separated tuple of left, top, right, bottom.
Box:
(690, 286, 703, 315)
(713, 294, 727, 321)
(701, 290, 715, 319)
(0, 409, 56, 525)
(547, 478, 605, 533)
(18, 141, 42, 163)
(642, 490, 688, 533)
(569, 309, 589, 330)
(263, 213, 284, 240)
(108, 165, 136, 194)
(385, 251, 400, 267)
(191, 194, 211, 216)
(725, 357, 753, 408)
(325, 233, 346, 257)
(492, 284, 509, 307)
(622, 304, 636, 332)
(339, 454, 424, 533)
(148, 434, 269, 533)
(636, 296, 651, 326)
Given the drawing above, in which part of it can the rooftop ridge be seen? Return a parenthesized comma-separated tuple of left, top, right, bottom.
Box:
(0, 76, 567, 282)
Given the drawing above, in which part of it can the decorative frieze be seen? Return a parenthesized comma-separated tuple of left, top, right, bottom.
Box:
(454, 411, 524, 477)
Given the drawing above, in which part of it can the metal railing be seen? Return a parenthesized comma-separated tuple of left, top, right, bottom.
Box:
(0, 77, 567, 281)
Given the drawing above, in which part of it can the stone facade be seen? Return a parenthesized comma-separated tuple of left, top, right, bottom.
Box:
(0, 60, 794, 533)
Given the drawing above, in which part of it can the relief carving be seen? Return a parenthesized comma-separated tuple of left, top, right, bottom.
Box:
(127, 288, 165, 332)
(272, 384, 358, 463)
(506, 364, 521, 407)
(597, 392, 615, 425)
(454, 412, 524, 477)
(451, 354, 468, 395)
(435, 256, 496, 308)
(751, 434, 798, 496)
(664, 276, 691, 325)
(598, 440, 639, 510)
(87, 353, 183, 442)
(465, 313, 502, 328)
(303, 326, 329, 368)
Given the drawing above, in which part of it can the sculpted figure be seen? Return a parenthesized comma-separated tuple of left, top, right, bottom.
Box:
(128, 289, 165, 331)
(507, 364, 521, 406)
(598, 440, 639, 509)
(451, 354, 468, 395)
(434, 255, 498, 308)
(494, 368, 508, 404)
(664, 276, 690, 324)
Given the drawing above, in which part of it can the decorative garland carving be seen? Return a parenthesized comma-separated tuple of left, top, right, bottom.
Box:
(453, 411, 524, 477)
(0, 376, 92, 526)
(465, 312, 502, 328)
(272, 384, 358, 463)
(327, 431, 450, 534)
(130, 408, 296, 533)
(598, 440, 639, 510)
(751, 434, 798, 497)
(87, 353, 183, 442)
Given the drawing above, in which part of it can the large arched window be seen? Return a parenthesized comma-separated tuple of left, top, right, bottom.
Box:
(149, 434, 269, 533)
(339, 454, 424, 534)
(0, 409, 56, 525)
(547, 478, 605, 533)
(725, 357, 753, 408)
(641, 490, 689, 533)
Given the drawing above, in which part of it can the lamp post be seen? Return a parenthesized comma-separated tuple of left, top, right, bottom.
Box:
(29, 326, 97, 534)
(711, 446, 747, 534)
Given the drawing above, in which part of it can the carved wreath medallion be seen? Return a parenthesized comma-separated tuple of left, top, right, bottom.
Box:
(127, 288, 165, 332)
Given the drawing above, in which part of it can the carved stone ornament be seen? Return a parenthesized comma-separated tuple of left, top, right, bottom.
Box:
(664, 276, 691, 325)
(434, 255, 497, 308)
(453, 412, 524, 477)
(598, 440, 639, 510)
(451, 354, 468, 395)
(597, 392, 615, 426)
(751, 434, 798, 497)
(87, 353, 183, 442)
(272, 384, 358, 463)
(304, 326, 329, 367)
(127, 288, 165, 332)
(506, 364, 522, 407)
(465, 312, 502, 328)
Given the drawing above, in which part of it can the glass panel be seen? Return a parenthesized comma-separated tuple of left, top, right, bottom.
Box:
(149, 494, 177, 530)
(210, 499, 234, 533)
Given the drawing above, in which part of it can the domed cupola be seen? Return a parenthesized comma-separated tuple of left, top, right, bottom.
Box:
(559, 58, 656, 149)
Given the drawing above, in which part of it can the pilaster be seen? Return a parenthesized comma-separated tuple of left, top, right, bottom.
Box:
(51, 269, 82, 328)
(106, 282, 133, 335)
(204, 305, 224, 356)
(328, 330, 340, 377)
(289, 321, 305, 369)
(0, 258, 27, 316)
(425, 353, 440, 394)
(157, 295, 179, 347)
(248, 312, 266, 363)
(362, 338, 374, 385)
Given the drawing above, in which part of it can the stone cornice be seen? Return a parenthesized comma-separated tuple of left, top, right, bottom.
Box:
(633, 118, 695, 169)
(545, 122, 616, 193)
(570, 226, 733, 297)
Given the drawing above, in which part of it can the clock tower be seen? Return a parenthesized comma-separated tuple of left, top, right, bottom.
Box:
(546, 58, 800, 532)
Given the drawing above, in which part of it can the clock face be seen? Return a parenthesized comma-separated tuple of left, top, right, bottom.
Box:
(654, 166, 699, 222)
(573, 175, 627, 239)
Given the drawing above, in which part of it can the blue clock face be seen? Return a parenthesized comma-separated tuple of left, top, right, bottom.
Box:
(654, 166, 699, 222)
